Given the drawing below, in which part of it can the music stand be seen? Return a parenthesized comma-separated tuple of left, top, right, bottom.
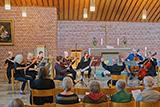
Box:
(91, 60, 101, 80)
(76, 57, 94, 87)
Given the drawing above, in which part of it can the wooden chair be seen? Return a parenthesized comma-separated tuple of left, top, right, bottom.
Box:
(101, 88, 117, 96)
(109, 101, 137, 107)
(75, 88, 90, 95)
(56, 103, 81, 107)
(125, 87, 145, 93)
(110, 74, 127, 88)
(153, 86, 160, 92)
(11, 69, 28, 93)
(31, 89, 55, 105)
(83, 102, 108, 107)
(24, 103, 55, 107)
(137, 101, 160, 107)
(3, 63, 8, 81)
(154, 66, 160, 86)
(50, 68, 62, 83)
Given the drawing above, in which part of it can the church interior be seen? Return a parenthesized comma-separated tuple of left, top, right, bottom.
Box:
(0, 0, 160, 106)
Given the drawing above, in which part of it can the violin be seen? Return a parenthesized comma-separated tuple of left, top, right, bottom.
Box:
(86, 55, 92, 59)
(66, 56, 79, 60)
(137, 52, 157, 80)
(130, 49, 140, 72)
(60, 61, 70, 67)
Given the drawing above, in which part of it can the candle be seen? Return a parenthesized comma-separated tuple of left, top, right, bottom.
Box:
(117, 38, 119, 45)
(145, 47, 147, 57)
(101, 38, 103, 45)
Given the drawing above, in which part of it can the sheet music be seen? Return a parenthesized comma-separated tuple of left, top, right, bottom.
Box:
(131, 89, 141, 100)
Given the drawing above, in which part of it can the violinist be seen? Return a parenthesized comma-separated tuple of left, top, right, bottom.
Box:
(63, 51, 77, 80)
(37, 51, 44, 64)
(5, 51, 15, 84)
(26, 53, 38, 80)
(76, 51, 92, 81)
(126, 48, 143, 80)
(137, 52, 157, 78)
(54, 56, 76, 84)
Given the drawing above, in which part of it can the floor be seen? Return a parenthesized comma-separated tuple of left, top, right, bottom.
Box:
(0, 71, 159, 107)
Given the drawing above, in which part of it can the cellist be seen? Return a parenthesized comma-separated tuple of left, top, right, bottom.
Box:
(126, 48, 143, 80)
(137, 52, 157, 78)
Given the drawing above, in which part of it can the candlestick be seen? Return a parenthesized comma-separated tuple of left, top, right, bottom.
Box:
(145, 47, 147, 57)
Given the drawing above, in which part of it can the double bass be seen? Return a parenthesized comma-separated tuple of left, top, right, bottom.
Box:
(137, 52, 157, 80)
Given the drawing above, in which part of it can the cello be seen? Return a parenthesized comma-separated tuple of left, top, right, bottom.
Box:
(137, 52, 157, 80)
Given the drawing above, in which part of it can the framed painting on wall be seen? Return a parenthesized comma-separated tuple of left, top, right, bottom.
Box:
(0, 20, 14, 45)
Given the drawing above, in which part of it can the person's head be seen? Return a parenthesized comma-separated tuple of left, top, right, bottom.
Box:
(116, 79, 126, 91)
(143, 76, 154, 87)
(62, 77, 73, 91)
(8, 51, 13, 57)
(27, 53, 34, 59)
(14, 54, 23, 64)
(89, 80, 101, 93)
(147, 52, 152, 58)
(132, 48, 137, 55)
(38, 66, 48, 79)
(56, 56, 63, 63)
(112, 57, 118, 64)
(84, 51, 89, 56)
(39, 51, 43, 57)
(64, 51, 69, 57)
(9, 98, 24, 107)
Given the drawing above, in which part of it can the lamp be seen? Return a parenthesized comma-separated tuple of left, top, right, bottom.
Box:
(142, 9, 147, 19)
(90, 0, 95, 11)
(22, 6, 27, 17)
(5, 0, 11, 10)
(83, 8, 88, 18)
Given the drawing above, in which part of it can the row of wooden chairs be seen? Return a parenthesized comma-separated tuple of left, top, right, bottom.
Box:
(25, 101, 160, 107)
(31, 86, 160, 105)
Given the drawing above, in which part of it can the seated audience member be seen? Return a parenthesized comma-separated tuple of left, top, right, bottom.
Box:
(83, 80, 107, 103)
(14, 55, 33, 94)
(56, 77, 79, 104)
(54, 56, 76, 84)
(111, 79, 132, 103)
(30, 66, 55, 105)
(9, 98, 24, 107)
(136, 76, 160, 102)
(101, 58, 126, 87)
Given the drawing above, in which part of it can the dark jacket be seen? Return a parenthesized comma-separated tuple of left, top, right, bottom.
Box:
(138, 58, 157, 76)
(30, 78, 55, 105)
(102, 62, 126, 75)
(54, 63, 68, 79)
(76, 56, 91, 69)
(5, 57, 15, 69)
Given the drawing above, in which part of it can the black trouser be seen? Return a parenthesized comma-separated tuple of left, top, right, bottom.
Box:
(26, 71, 37, 80)
(107, 79, 118, 87)
(67, 68, 76, 80)
(7, 67, 12, 81)
(81, 67, 91, 78)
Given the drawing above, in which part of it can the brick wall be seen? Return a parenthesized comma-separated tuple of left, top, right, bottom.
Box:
(57, 21, 160, 60)
(0, 7, 57, 70)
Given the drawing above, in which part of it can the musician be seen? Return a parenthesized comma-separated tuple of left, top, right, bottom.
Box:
(14, 54, 33, 94)
(5, 51, 15, 84)
(37, 51, 44, 64)
(54, 56, 76, 84)
(76, 51, 92, 80)
(137, 52, 157, 78)
(63, 51, 76, 80)
(126, 48, 143, 79)
(101, 57, 126, 87)
(26, 53, 37, 80)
